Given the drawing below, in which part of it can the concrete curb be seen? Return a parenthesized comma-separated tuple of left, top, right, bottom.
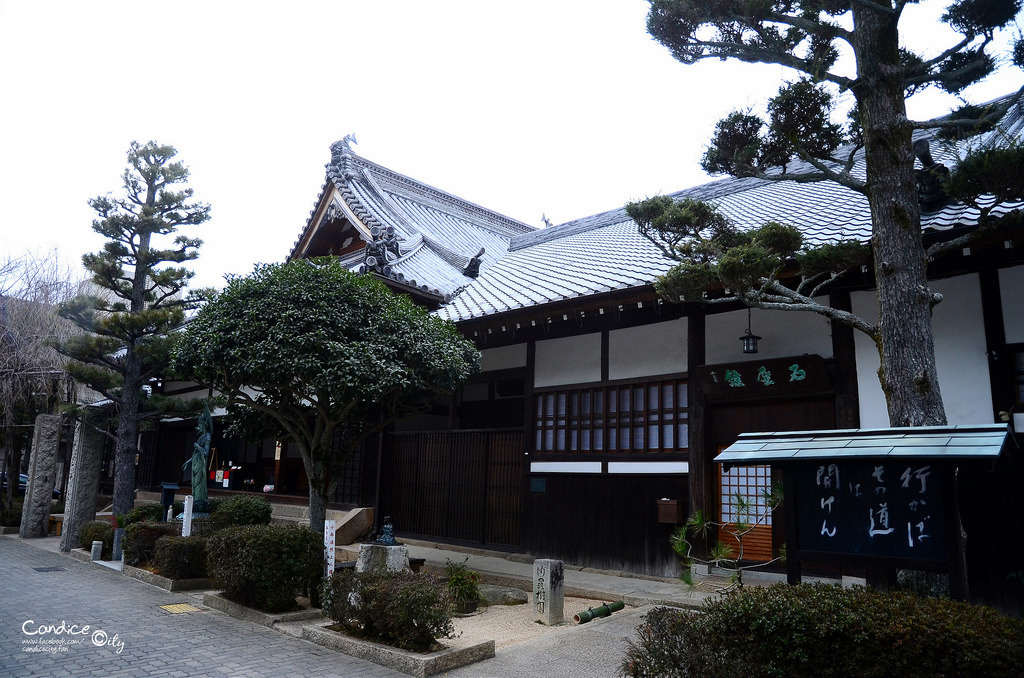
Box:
(202, 591, 324, 628)
(301, 623, 495, 678)
(122, 564, 212, 592)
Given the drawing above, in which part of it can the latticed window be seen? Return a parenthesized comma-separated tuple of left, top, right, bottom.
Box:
(534, 379, 688, 452)
(720, 465, 772, 526)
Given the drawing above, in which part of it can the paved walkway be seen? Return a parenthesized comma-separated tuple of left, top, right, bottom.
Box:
(2, 534, 731, 678)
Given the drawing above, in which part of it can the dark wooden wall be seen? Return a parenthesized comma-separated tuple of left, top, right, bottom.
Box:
(960, 445, 1024, 615)
(382, 429, 523, 547)
(522, 473, 688, 577)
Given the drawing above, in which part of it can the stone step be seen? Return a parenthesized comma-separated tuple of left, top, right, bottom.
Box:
(270, 504, 309, 520)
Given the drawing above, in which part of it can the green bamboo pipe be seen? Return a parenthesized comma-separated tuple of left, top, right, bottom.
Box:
(574, 600, 625, 624)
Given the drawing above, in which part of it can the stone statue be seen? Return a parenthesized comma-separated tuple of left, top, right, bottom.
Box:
(183, 402, 212, 513)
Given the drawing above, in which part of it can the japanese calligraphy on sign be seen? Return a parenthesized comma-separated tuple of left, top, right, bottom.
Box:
(696, 356, 828, 401)
(794, 461, 945, 562)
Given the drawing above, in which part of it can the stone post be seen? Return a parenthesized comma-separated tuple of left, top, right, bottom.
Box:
(356, 543, 411, 573)
(19, 414, 61, 538)
(182, 495, 194, 537)
(533, 558, 564, 625)
(59, 410, 106, 552)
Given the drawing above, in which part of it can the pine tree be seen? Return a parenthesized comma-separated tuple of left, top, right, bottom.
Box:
(636, 0, 1024, 426)
(56, 141, 210, 515)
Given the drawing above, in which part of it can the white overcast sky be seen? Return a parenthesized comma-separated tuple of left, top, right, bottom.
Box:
(1, 1, 1020, 290)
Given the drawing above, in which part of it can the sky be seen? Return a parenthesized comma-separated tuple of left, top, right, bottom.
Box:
(1, 1, 1021, 291)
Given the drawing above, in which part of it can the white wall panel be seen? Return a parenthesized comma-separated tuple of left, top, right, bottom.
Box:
(480, 344, 527, 372)
(853, 274, 992, 427)
(705, 304, 833, 365)
(534, 333, 601, 387)
(608, 318, 687, 380)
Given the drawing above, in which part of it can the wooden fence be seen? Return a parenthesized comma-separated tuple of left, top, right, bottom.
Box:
(381, 429, 523, 548)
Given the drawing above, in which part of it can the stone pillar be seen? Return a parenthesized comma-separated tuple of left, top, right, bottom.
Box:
(355, 543, 411, 573)
(19, 414, 62, 538)
(533, 558, 564, 625)
(59, 410, 105, 551)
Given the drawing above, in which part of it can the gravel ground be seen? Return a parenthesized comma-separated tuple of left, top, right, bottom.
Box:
(447, 594, 622, 649)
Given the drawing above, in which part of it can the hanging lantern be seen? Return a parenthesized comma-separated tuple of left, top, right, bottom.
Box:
(739, 308, 760, 354)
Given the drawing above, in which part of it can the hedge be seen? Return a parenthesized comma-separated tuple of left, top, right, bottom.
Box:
(154, 535, 208, 579)
(123, 503, 167, 526)
(206, 524, 321, 612)
(211, 494, 272, 526)
(323, 569, 454, 652)
(122, 521, 179, 566)
(620, 583, 1024, 678)
(78, 520, 114, 559)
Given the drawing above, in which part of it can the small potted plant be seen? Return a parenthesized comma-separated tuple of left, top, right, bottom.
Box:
(444, 557, 481, 614)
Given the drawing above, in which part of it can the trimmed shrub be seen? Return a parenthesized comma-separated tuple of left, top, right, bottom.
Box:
(620, 583, 1024, 678)
(211, 495, 272, 526)
(124, 503, 166, 526)
(190, 516, 219, 537)
(78, 520, 114, 559)
(154, 535, 207, 579)
(206, 524, 321, 612)
(122, 521, 179, 566)
(173, 497, 221, 517)
(0, 498, 23, 527)
(323, 569, 454, 652)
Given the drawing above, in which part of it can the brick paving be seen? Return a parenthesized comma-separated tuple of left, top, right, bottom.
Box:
(0, 536, 405, 678)
(1, 535, 647, 678)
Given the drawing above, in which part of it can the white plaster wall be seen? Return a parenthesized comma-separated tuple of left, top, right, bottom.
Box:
(534, 333, 601, 387)
(704, 304, 833, 365)
(999, 264, 1024, 343)
(480, 344, 527, 372)
(852, 274, 993, 427)
(608, 318, 687, 380)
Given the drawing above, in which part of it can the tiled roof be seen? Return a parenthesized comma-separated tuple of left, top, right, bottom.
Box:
(435, 97, 1024, 323)
(289, 139, 535, 300)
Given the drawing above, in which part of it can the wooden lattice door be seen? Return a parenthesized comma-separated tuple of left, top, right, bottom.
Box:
(717, 458, 774, 562)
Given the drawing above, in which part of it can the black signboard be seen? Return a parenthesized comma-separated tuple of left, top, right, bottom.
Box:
(791, 460, 946, 562)
(696, 355, 829, 401)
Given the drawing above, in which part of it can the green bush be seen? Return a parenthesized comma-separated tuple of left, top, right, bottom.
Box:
(173, 497, 221, 516)
(206, 524, 321, 612)
(154, 535, 208, 579)
(78, 520, 114, 559)
(0, 498, 23, 527)
(122, 521, 179, 566)
(190, 516, 219, 536)
(444, 557, 481, 605)
(620, 583, 1024, 678)
(124, 503, 166, 526)
(211, 495, 272, 526)
(323, 569, 454, 652)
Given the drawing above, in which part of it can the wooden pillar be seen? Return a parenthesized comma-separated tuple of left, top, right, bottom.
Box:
(829, 289, 860, 429)
(687, 309, 710, 523)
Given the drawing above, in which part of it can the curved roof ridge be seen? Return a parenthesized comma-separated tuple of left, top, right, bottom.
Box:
(347, 152, 536, 238)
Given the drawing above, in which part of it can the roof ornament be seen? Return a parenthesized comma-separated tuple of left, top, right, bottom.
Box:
(463, 247, 486, 278)
(541, 213, 553, 228)
(330, 134, 358, 165)
(359, 225, 401, 278)
(913, 138, 950, 211)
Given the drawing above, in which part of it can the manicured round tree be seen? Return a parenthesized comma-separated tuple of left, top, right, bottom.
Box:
(172, 258, 479, 535)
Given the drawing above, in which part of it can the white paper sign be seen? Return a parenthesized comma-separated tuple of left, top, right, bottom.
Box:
(324, 520, 337, 577)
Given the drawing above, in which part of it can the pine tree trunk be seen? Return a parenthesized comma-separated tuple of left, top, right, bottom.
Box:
(111, 372, 139, 516)
(852, 3, 947, 427)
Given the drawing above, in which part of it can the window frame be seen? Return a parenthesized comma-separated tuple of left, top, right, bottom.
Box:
(532, 374, 689, 456)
